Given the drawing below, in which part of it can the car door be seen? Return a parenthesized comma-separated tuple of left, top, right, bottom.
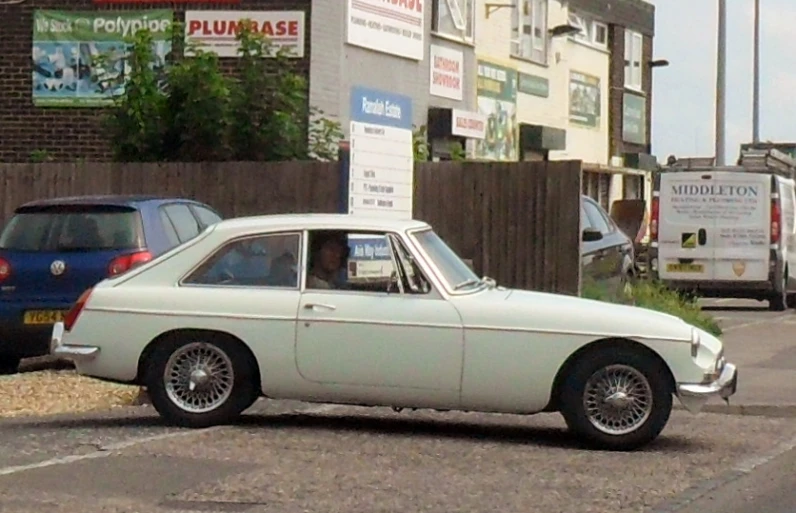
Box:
(294, 229, 464, 406)
(580, 201, 602, 290)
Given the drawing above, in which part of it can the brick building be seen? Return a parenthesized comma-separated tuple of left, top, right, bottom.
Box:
(0, 0, 312, 163)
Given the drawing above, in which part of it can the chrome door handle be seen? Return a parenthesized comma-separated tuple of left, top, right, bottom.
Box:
(304, 303, 336, 311)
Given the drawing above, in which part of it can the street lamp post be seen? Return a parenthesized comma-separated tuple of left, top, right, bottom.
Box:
(753, 0, 761, 143)
(715, 0, 727, 165)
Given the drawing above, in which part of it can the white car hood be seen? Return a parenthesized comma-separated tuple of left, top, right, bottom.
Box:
(457, 287, 694, 342)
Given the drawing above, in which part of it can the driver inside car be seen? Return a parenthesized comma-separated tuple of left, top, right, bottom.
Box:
(306, 232, 350, 289)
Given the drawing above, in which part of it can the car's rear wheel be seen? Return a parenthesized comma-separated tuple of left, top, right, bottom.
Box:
(559, 347, 673, 451)
(145, 332, 258, 428)
(0, 355, 21, 375)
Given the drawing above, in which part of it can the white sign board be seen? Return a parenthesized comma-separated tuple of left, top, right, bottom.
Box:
(346, 0, 424, 61)
(451, 109, 487, 139)
(429, 45, 464, 100)
(348, 86, 414, 219)
(184, 11, 305, 58)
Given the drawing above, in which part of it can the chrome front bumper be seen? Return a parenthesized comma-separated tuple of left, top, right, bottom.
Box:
(676, 362, 739, 414)
(50, 321, 100, 363)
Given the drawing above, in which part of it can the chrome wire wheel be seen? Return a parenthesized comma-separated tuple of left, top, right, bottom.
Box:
(583, 364, 653, 436)
(164, 342, 234, 414)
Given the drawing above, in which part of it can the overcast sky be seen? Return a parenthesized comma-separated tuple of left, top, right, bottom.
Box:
(651, 0, 793, 163)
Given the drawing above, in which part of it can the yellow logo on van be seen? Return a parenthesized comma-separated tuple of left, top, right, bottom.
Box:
(732, 261, 746, 277)
(681, 233, 697, 249)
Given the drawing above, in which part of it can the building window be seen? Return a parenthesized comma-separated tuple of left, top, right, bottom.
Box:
(567, 9, 608, 49)
(511, 0, 548, 64)
(625, 30, 644, 90)
(432, 0, 475, 42)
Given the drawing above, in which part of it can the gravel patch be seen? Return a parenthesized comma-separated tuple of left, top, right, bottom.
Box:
(0, 371, 141, 419)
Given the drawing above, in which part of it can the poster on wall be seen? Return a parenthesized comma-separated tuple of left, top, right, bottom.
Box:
(429, 44, 463, 101)
(32, 10, 172, 107)
(184, 10, 305, 58)
(568, 71, 601, 127)
(346, 0, 424, 61)
(622, 92, 647, 145)
(474, 59, 518, 161)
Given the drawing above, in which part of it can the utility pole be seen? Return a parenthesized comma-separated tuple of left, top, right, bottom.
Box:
(752, 0, 761, 143)
(715, 0, 727, 165)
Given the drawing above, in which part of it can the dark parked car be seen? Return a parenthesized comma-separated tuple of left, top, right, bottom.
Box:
(581, 195, 636, 296)
(0, 195, 222, 373)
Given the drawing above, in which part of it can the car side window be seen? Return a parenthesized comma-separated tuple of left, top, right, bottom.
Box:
(159, 209, 181, 247)
(191, 205, 222, 228)
(162, 204, 201, 243)
(584, 201, 613, 235)
(581, 204, 594, 231)
(183, 232, 300, 288)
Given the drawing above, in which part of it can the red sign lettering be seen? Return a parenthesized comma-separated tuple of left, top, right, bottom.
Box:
(384, 0, 423, 13)
(188, 19, 299, 37)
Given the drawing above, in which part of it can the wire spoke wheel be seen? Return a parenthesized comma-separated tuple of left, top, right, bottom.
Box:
(583, 364, 653, 436)
(164, 342, 234, 414)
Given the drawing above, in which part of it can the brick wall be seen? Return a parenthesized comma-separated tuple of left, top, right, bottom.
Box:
(608, 26, 653, 159)
(0, 0, 311, 163)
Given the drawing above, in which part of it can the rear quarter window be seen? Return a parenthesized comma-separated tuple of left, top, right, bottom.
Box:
(0, 206, 141, 252)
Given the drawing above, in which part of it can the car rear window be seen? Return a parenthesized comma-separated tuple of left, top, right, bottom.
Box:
(0, 205, 142, 252)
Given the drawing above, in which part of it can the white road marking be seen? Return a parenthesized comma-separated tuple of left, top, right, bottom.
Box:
(733, 435, 796, 473)
(721, 314, 790, 332)
(0, 403, 342, 477)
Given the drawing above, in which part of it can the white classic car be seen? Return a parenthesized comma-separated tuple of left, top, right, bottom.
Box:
(51, 214, 738, 451)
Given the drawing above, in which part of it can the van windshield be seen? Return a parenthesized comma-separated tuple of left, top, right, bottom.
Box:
(0, 206, 141, 252)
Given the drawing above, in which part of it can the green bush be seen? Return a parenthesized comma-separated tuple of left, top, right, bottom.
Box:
(104, 21, 342, 163)
(582, 278, 722, 337)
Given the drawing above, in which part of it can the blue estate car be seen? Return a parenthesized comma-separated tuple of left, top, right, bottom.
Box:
(0, 195, 223, 373)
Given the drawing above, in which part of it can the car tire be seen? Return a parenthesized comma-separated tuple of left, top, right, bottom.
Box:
(787, 294, 796, 309)
(559, 347, 673, 451)
(0, 355, 21, 375)
(144, 332, 258, 429)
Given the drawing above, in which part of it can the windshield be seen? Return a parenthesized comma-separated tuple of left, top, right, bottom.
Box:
(410, 228, 481, 291)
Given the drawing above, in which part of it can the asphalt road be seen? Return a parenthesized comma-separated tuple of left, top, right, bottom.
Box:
(0, 299, 793, 513)
(671, 445, 796, 513)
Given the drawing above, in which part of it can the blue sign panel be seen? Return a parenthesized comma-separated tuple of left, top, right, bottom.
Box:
(348, 236, 392, 261)
(349, 86, 413, 130)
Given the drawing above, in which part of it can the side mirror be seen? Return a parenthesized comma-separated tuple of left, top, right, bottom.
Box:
(582, 227, 604, 242)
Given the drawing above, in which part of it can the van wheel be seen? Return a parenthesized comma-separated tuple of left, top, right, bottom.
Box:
(787, 295, 796, 309)
(769, 275, 787, 311)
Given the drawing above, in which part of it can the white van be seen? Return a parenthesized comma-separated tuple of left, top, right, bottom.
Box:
(649, 167, 796, 310)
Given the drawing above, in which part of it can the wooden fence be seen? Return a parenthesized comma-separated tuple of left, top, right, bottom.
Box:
(0, 160, 582, 295)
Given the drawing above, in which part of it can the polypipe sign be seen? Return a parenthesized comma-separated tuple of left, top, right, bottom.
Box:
(184, 10, 305, 58)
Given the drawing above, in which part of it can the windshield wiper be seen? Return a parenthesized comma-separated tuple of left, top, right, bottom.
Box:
(482, 276, 497, 288)
(454, 278, 481, 290)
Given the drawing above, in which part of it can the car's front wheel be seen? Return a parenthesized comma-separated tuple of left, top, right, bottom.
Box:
(559, 347, 673, 451)
(145, 332, 258, 428)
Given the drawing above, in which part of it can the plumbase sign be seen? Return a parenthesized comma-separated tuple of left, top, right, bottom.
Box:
(32, 10, 173, 107)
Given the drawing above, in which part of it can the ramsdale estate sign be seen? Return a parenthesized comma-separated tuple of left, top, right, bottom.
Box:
(184, 10, 305, 58)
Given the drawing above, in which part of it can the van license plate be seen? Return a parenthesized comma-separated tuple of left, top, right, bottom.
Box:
(666, 263, 704, 273)
(23, 310, 66, 325)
